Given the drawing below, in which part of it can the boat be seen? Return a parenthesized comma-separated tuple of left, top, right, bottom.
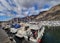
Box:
(10, 23, 21, 33)
(16, 22, 45, 43)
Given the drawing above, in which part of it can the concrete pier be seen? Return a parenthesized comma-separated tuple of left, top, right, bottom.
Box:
(0, 29, 11, 43)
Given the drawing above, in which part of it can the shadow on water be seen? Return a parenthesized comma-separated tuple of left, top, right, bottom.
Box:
(41, 26, 60, 43)
(14, 36, 26, 43)
(14, 36, 29, 43)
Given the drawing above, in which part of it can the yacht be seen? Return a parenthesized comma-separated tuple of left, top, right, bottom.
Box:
(16, 22, 45, 43)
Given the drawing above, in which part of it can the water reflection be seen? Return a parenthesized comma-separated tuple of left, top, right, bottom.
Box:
(42, 26, 60, 43)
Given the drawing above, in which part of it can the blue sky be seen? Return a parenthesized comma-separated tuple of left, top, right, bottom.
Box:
(0, 0, 60, 21)
(0, 16, 13, 21)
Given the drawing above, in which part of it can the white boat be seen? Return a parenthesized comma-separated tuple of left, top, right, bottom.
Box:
(10, 28, 18, 33)
(16, 22, 45, 43)
(10, 23, 21, 33)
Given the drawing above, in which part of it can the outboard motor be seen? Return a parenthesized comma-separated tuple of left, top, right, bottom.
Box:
(25, 26, 29, 30)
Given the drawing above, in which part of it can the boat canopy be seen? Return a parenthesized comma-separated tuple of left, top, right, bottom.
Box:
(11, 24, 21, 29)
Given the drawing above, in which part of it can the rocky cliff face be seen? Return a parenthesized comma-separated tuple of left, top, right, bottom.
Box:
(20, 4, 60, 21)
(35, 4, 60, 21)
(2, 4, 60, 22)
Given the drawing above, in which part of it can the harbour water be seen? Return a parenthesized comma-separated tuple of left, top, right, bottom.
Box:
(41, 26, 60, 43)
(14, 26, 60, 43)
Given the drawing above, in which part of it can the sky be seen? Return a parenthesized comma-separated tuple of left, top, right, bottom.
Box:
(0, 0, 60, 21)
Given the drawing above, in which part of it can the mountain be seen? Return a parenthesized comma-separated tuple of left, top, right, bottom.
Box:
(1, 4, 60, 23)
(21, 4, 60, 21)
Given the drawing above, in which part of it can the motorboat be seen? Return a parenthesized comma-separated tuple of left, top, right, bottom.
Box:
(16, 22, 45, 43)
(10, 23, 21, 33)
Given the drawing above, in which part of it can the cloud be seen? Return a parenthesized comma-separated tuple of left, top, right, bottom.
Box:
(16, 0, 60, 8)
(0, 15, 14, 21)
(0, 0, 60, 21)
(16, 0, 60, 16)
(0, 13, 5, 16)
